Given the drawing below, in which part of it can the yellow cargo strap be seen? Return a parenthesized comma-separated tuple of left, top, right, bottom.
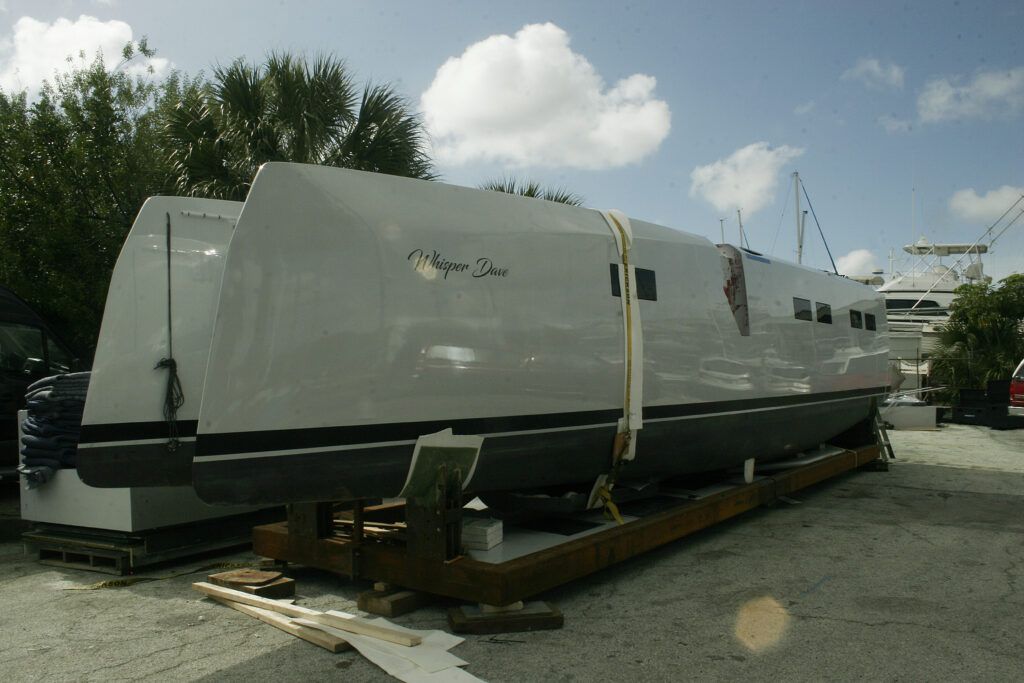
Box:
(588, 209, 645, 522)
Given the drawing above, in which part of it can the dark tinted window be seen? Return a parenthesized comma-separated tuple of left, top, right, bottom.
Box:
(0, 322, 44, 375)
(793, 297, 812, 321)
(850, 310, 863, 328)
(885, 298, 940, 309)
(816, 302, 832, 324)
(865, 313, 876, 331)
(610, 264, 657, 301)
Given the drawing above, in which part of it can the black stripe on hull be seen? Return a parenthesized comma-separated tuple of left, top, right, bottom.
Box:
(79, 420, 199, 445)
(191, 397, 875, 505)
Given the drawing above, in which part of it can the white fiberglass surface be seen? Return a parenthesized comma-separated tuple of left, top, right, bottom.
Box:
(81, 197, 241, 430)
(197, 163, 888, 439)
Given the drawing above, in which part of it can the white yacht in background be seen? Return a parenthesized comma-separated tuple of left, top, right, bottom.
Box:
(877, 238, 989, 390)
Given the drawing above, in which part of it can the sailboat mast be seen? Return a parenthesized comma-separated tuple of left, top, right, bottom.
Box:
(794, 172, 803, 264)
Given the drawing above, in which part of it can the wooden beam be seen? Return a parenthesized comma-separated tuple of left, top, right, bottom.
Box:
(191, 582, 421, 647)
(210, 597, 350, 653)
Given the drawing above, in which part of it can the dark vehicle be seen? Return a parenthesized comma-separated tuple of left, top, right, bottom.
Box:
(1, 286, 81, 472)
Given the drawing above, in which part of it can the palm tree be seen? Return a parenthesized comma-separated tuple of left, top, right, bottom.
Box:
(163, 53, 434, 201)
(479, 177, 583, 206)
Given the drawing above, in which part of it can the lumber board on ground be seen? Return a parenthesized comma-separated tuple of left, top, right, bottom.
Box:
(357, 588, 431, 617)
(240, 576, 295, 598)
(208, 568, 282, 587)
(191, 582, 421, 646)
(208, 569, 296, 597)
(210, 597, 351, 653)
(448, 601, 563, 634)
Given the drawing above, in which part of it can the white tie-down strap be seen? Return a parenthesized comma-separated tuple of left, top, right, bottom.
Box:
(601, 209, 643, 461)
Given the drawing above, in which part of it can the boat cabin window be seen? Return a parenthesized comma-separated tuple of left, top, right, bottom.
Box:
(885, 299, 941, 311)
(609, 264, 657, 301)
(816, 303, 832, 324)
(865, 313, 877, 331)
(793, 297, 812, 321)
(850, 310, 863, 329)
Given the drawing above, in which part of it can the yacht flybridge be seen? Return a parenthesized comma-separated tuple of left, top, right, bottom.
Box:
(74, 163, 888, 506)
(879, 238, 989, 390)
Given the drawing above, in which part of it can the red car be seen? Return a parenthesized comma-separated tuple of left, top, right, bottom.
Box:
(1011, 359, 1024, 414)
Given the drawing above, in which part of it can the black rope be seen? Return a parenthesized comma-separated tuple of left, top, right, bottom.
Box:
(800, 180, 839, 274)
(155, 212, 184, 451)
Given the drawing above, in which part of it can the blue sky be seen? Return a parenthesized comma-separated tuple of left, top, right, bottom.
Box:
(2, 0, 1022, 279)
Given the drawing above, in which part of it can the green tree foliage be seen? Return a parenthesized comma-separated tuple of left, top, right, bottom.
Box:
(479, 177, 584, 206)
(0, 43, 191, 357)
(163, 53, 434, 201)
(930, 274, 1024, 399)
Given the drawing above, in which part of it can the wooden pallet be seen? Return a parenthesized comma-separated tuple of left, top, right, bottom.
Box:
(253, 442, 882, 606)
(24, 507, 283, 575)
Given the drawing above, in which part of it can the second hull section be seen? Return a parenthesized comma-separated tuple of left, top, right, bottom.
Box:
(192, 391, 877, 505)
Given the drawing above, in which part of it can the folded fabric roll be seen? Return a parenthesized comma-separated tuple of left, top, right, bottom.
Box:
(20, 416, 80, 438)
(19, 372, 90, 482)
(22, 433, 78, 450)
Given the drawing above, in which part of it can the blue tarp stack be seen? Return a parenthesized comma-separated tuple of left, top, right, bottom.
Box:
(17, 372, 90, 488)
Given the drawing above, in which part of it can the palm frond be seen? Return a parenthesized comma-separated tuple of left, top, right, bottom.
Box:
(479, 176, 583, 206)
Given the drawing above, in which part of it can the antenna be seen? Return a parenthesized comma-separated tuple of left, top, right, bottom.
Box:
(737, 209, 746, 248)
(911, 185, 916, 244)
(719, 218, 726, 244)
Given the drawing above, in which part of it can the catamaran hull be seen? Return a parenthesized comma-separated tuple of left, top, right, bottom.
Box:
(77, 163, 888, 505)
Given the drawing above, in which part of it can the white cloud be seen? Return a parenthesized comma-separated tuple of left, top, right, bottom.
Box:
(793, 100, 815, 116)
(836, 249, 880, 275)
(841, 58, 905, 90)
(0, 15, 169, 98)
(688, 142, 804, 216)
(877, 114, 912, 134)
(420, 22, 671, 169)
(918, 67, 1024, 122)
(948, 185, 1024, 224)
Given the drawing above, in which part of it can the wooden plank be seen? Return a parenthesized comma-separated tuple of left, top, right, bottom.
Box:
(448, 602, 563, 635)
(312, 611, 421, 647)
(357, 588, 432, 618)
(210, 597, 350, 653)
(243, 577, 296, 599)
(209, 570, 296, 598)
(193, 582, 320, 617)
(208, 568, 282, 587)
(191, 582, 421, 647)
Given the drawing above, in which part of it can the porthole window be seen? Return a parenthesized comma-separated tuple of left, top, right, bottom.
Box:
(865, 313, 876, 331)
(850, 310, 863, 329)
(816, 302, 832, 324)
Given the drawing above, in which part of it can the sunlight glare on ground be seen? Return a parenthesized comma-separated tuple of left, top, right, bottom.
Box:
(734, 596, 791, 652)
